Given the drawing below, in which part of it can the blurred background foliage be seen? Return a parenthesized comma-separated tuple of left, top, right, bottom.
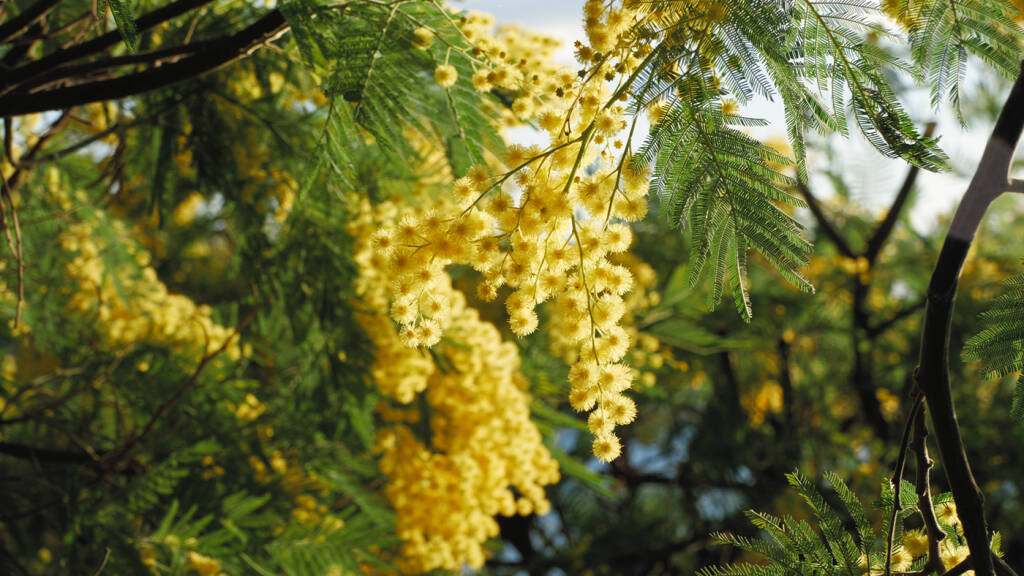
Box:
(0, 0, 1021, 575)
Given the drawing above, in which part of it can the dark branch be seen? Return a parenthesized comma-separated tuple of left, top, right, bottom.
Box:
(0, 0, 60, 44)
(0, 9, 288, 116)
(0, 0, 216, 89)
(867, 298, 927, 338)
(993, 61, 1024, 146)
(796, 180, 856, 258)
(886, 397, 922, 576)
(941, 558, 974, 576)
(12, 38, 217, 94)
(916, 61, 1024, 576)
(912, 406, 945, 575)
(866, 122, 937, 265)
(0, 441, 96, 463)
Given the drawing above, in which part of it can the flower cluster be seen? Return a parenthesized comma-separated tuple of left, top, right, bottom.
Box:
(353, 200, 559, 573)
(59, 216, 241, 360)
(377, 5, 660, 462)
(887, 502, 993, 573)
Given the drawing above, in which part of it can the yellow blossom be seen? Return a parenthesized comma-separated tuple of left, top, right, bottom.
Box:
(434, 64, 458, 87)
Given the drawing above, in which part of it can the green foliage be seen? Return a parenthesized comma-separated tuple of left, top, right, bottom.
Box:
(637, 91, 813, 320)
(282, 0, 502, 185)
(628, 0, 954, 317)
(902, 0, 1024, 118)
(126, 441, 221, 514)
(700, 472, 905, 575)
(2, 0, 1024, 574)
(785, 0, 948, 171)
(106, 0, 139, 52)
(963, 269, 1024, 421)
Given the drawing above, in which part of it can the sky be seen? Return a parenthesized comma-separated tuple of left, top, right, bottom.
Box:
(457, 0, 1021, 234)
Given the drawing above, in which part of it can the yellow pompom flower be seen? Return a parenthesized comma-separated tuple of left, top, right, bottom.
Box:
(374, 7, 665, 464)
(412, 26, 434, 50)
(593, 433, 622, 462)
(434, 64, 458, 87)
(902, 528, 928, 558)
(351, 199, 559, 572)
(186, 551, 223, 576)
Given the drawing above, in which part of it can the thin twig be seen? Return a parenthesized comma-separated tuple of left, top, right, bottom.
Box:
(18, 93, 191, 167)
(865, 122, 937, 265)
(867, 298, 927, 338)
(0, 176, 23, 328)
(911, 402, 945, 575)
(89, 548, 110, 576)
(796, 180, 857, 258)
(886, 395, 924, 576)
(993, 553, 1019, 576)
(102, 303, 263, 469)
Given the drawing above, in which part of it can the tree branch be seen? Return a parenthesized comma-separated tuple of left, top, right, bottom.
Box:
(940, 558, 974, 576)
(867, 298, 927, 338)
(912, 405, 945, 575)
(0, 9, 288, 117)
(101, 303, 260, 469)
(18, 93, 190, 167)
(0, 0, 60, 44)
(0, 0, 215, 89)
(796, 180, 856, 258)
(0, 441, 96, 463)
(993, 554, 1019, 576)
(886, 396, 923, 576)
(12, 38, 217, 94)
(915, 60, 1024, 576)
(1007, 178, 1024, 193)
(866, 122, 937, 266)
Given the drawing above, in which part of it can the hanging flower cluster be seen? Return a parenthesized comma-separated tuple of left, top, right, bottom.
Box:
(377, 4, 663, 462)
(59, 215, 241, 361)
(352, 199, 559, 573)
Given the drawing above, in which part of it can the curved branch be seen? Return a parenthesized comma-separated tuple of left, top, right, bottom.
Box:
(912, 407, 945, 574)
(916, 60, 1024, 576)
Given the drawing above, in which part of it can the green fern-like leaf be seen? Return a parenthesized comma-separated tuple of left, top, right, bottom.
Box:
(106, 0, 139, 52)
(824, 470, 876, 558)
(701, 471, 910, 575)
(902, 0, 1024, 120)
(963, 270, 1024, 421)
(785, 0, 949, 171)
(282, 0, 503, 179)
(124, 440, 220, 514)
(637, 86, 813, 321)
